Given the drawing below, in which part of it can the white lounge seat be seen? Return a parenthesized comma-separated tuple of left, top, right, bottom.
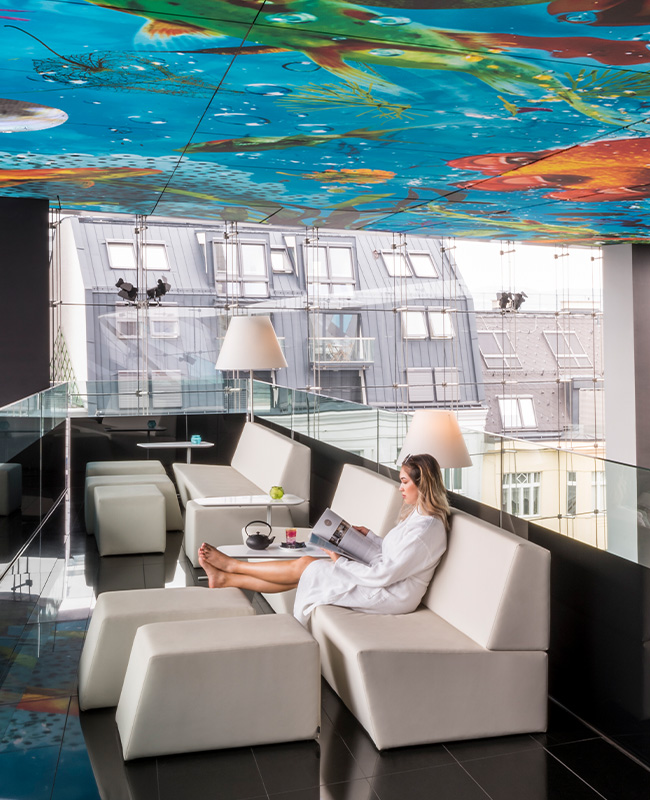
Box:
(176, 422, 311, 566)
(84, 474, 183, 533)
(85, 460, 167, 478)
(94, 485, 166, 556)
(311, 509, 551, 749)
(116, 614, 320, 759)
(78, 586, 255, 710)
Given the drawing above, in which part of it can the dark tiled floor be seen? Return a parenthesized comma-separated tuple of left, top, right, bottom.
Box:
(1, 494, 649, 799)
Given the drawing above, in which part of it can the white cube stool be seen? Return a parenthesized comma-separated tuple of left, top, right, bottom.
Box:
(94, 485, 165, 557)
(0, 463, 22, 515)
(85, 474, 183, 533)
(116, 614, 320, 760)
(78, 586, 255, 710)
(86, 460, 166, 478)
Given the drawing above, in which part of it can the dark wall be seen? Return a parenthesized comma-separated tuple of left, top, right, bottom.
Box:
(0, 197, 49, 408)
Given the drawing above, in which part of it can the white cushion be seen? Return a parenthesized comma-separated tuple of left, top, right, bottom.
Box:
(86, 460, 166, 478)
(78, 587, 254, 710)
(94, 485, 165, 556)
(172, 464, 260, 507)
(116, 614, 320, 759)
(85, 474, 183, 533)
(311, 604, 547, 750)
(422, 509, 551, 651)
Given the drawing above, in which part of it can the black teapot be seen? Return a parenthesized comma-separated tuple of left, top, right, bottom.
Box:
(244, 520, 275, 550)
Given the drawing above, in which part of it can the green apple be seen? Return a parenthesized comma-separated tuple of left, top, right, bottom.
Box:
(269, 485, 284, 500)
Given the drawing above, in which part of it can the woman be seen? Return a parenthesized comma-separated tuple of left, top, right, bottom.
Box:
(198, 454, 449, 626)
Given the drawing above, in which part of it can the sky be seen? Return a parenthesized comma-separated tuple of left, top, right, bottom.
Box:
(452, 241, 603, 312)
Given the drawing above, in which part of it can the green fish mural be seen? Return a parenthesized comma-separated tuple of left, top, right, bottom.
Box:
(84, 0, 627, 125)
(179, 127, 407, 153)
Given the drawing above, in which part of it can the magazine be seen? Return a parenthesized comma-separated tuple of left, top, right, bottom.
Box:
(309, 508, 382, 565)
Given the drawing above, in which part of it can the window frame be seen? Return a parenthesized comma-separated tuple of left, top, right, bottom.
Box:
(408, 250, 439, 278)
(477, 330, 522, 369)
(401, 310, 428, 339)
(148, 305, 180, 339)
(381, 250, 412, 277)
(543, 330, 592, 369)
(427, 309, 455, 339)
(106, 240, 137, 270)
(213, 237, 270, 298)
(502, 471, 541, 518)
(303, 242, 356, 293)
(497, 395, 537, 429)
(115, 305, 138, 340)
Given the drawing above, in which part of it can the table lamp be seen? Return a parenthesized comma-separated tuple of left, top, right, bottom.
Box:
(216, 316, 287, 420)
(396, 410, 472, 468)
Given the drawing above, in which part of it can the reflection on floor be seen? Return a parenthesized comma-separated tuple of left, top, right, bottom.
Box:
(1, 495, 650, 800)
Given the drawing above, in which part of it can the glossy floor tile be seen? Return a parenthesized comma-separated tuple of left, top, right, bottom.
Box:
(0, 493, 648, 800)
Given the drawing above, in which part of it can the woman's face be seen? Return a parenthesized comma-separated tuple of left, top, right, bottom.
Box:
(399, 467, 419, 506)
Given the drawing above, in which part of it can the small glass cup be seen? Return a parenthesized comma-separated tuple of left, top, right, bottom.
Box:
(190, 434, 202, 444)
(285, 528, 297, 546)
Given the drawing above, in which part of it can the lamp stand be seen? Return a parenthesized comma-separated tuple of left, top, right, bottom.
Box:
(249, 369, 254, 422)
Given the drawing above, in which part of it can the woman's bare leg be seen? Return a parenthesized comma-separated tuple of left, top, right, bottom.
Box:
(198, 542, 318, 586)
(198, 557, 299, 593)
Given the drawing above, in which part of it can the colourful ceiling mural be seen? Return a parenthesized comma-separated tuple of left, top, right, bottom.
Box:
(5, 0, 650, 241)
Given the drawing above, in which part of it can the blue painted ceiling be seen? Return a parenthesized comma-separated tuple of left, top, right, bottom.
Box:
(4, 0, 650, 242)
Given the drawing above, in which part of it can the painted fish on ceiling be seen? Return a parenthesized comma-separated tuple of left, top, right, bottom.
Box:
(448, 138, 650, 201)
(0, 167, 162, 187)
(0, 98, 67, 132)
(81, 0, 631, 125)
(180, 127, 406, 154)
(548, 0, 650, 25)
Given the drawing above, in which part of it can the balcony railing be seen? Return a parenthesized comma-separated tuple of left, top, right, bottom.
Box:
(308, 337, 374, 364)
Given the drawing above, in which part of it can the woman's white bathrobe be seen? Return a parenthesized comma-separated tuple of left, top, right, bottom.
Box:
(293, 508, 447, 626)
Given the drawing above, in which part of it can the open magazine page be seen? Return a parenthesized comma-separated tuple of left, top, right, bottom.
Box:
(310, 508, 382, 565)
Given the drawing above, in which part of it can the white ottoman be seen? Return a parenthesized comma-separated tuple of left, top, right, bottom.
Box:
(116, 614, 320, 760)
(0, 463, 21, 515)
(94, 485, 165, 556)
(78, 587, 254, 710)
(86, 460, 166, 478)
(85, 474, 183, 533)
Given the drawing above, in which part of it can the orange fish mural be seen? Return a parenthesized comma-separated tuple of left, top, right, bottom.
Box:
(0, 167, 162, 188)
(293, 168, 395, 184)
(448, 138, 650, 201)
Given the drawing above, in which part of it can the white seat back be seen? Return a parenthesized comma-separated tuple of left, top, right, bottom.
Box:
(231, 422, 311, 503)
(331, 464, 402, 537)
(422, 509, 550, 652)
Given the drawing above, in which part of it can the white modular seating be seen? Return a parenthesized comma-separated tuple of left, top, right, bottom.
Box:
(116, 614, 321, 760)
(311, 509, 551, 750)
(176, 422, 311, 566)
(0, 463, 22, 515)
(259, 463, 403, 615)
(78, 586, 255, 710)
(84, 474, 184, 533)
(94, 485, 166, 556)
(85, 460, 167, 478)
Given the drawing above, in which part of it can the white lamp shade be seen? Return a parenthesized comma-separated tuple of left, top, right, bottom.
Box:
(216, 316, 288, 371)
(397, 410, 472, 468)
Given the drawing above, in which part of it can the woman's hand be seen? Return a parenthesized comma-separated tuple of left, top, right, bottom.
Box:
(324, 550, 340, 562)
(353, 526, 369, 536)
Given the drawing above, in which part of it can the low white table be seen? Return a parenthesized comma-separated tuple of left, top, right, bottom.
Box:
(137, 440, 214, 463)
(193, 493, 304, 526)
(218, 542, 329, 559)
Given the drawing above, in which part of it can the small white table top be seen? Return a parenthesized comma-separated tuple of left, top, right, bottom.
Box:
(137, 441, 214, 449)
(194, 493, 304, 524)
(137, 441, 214, 463)
(193, 493, 303, 508)
(218, 543, 328, 559)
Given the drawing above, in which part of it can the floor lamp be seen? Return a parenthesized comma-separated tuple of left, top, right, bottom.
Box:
(216, 316, 288, 421)
(396, 410, 472, 469)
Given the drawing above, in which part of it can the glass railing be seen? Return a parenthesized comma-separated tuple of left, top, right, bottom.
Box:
(67, 376, 649, 568)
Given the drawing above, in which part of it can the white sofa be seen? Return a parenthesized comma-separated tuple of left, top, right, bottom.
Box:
(175, 422, 311, 567)
(311, 508, 550, 750)
(260, 463, 403, 614)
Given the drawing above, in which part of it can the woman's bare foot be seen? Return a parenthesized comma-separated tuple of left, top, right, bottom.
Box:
(198, 542, 234, 572)
(197, 550, 228, 589)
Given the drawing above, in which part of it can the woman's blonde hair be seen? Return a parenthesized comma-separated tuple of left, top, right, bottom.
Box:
(399, 453, 450, 530)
